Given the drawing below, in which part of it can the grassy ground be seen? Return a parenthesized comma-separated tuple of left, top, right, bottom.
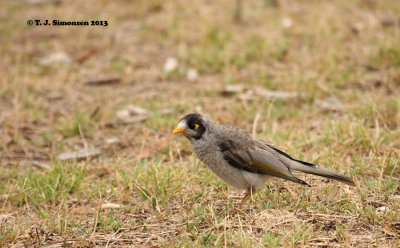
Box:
(1, 0, 400, 247)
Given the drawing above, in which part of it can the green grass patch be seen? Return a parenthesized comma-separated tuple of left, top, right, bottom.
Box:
(13, 162, 85, 217)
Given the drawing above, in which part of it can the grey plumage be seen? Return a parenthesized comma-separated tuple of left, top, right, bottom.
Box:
(173, 113, 355, 210)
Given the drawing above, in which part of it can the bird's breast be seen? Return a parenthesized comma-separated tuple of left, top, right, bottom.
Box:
(192, 142, 251, 191)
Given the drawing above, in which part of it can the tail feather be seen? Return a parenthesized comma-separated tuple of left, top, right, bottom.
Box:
(268, 145, 355, 186)
(289, 163, 355, 186)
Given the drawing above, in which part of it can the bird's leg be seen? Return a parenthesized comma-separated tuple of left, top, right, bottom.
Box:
(230, 188, 253, 215)
(237, 192, 252, 210)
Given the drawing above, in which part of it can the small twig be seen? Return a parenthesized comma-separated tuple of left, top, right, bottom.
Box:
(132, 180, 150, 200)
(32, 160, 51, 170)
(383, 175, 400, 181)
(90, 106, 100, 119)
(270, 219, 297, 228)
(92, 204, 102, 237)
(35, 228, 41, 245)
(77, 122, 89, 158)
(92, 195, 112, 237)
(252, 112, 260, 138)
(105, 228, 121, 248)
(298, 213, 355, 219)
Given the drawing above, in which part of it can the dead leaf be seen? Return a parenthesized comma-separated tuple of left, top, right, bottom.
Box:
(239, 89, 306, 101)
(115, 105, 151, 124)
(116, 105, 150, 124)
(113, 106, 172, 126)
(56, 148, 101, 161)
(90, 106, 100, 119)
(315, 96, 346, 112)
(222, 84, 244, 96)
(125, 105, 149, 116)
(0, 194, 8, 200)
(102, 202, 122, 209)
(32, 160, 51, 170)
(376, 206, 388, 212)
(391, 221, 400, 233)
(258, 89, 306, 99)
(0, 213, 13, 221)
(77, 48, 99, 64)
(350, 21, 365, 34)
(83, 75, 120, 86)
(381, 15, 400, 27)
(39, 51, 71, 66)
(120, 115, 149, 125)
(46, 92, 63, 101)
(26, 0, 62, 5)
(105, 137, 120, 145)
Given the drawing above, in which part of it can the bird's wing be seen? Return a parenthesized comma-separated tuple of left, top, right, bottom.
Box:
(258, 140, 316, 167)
(258, 141, 355, 186)
(218, 139, 310, 186)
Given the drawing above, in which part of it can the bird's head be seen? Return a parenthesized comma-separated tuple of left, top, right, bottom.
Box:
(172, 113, 211, 140)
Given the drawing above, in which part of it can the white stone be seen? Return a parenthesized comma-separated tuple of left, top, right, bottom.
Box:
(282, 17, 293, 28)
(163, 56, 179, 73)
(186, 69, 199, 81)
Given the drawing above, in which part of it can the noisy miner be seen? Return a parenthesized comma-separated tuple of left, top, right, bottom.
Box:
(172, 113, 355, 211)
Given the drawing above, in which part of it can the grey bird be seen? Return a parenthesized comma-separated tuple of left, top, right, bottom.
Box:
(172, 113, 355, 211)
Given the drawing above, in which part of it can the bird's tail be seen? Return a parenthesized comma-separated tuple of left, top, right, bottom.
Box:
(290, 162, 355, 186)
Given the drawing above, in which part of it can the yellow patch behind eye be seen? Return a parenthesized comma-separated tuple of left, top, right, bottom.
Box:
(194, 124, 199, 130)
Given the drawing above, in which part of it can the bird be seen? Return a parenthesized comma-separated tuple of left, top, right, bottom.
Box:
(172, 113, 355, 212)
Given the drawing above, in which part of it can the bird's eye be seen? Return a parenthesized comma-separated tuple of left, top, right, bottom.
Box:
(188, 122, 195, 129)
(188, 122, 200, 130)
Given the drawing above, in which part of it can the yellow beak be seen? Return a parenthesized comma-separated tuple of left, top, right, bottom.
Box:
(172, 127, 186, 135)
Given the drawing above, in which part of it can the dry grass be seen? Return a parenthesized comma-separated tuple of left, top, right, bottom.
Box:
(1, 0, 400, 247)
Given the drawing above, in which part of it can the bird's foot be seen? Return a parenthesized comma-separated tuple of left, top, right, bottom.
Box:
(228, 208, 242, 216)
(228, 208, 252, 216)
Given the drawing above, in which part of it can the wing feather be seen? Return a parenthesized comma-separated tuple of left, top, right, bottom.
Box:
(218, 140, 310, 186)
